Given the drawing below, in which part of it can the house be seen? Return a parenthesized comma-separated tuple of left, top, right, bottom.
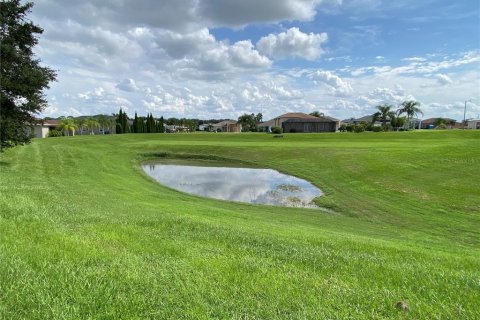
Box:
(260, 112, 340, 133)
(211, 120, 242, 132)
(32, 119, 59, 138)
(421, 118, 457, 129)
(341, 115, 380, 126)
(282, 116, 339, 133)
(165, 124, 189, 133)
(198, 123, 213, 131)
(467, 119, 480, 129)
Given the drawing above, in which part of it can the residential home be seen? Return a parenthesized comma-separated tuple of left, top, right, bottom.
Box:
(32, 119, 59, 138)
(212, 120, 242, 132)
(260, 112, 339, 133)
(467, 119, 480, 129)
(421, 118, 457, 129)
(198, 123, 213, 131)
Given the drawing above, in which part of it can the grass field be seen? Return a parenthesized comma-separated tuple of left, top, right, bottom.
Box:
(1, 131, 479, 319)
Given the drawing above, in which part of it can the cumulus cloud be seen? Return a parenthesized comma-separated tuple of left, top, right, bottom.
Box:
(198, 0, 322, 27)
(257, 27, 328, 60)
(116, 78, 139, 92)
(311, 70, 353, 96)
(435, 74, 452, 86)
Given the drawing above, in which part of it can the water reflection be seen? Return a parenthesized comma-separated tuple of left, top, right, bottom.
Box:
(143, 163, 322, 208)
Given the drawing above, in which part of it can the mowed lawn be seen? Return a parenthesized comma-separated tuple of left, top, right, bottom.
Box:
(0, 131, 479, 319)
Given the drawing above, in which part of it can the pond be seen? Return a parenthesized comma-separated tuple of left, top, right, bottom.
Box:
(142, 161, 322, 208)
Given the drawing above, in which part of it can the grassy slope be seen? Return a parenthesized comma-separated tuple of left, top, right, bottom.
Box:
(0, 131, 479, 319)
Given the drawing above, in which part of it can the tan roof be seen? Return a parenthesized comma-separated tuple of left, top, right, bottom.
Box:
(278, 112, 318, 119)
(260, 112, 329, 127)
(212, 120, 238, 127)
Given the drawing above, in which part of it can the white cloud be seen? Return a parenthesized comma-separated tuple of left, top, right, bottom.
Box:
(116, 78, 139, 92)
(257, 27, 328, 60)
(311, 70, 353, 96)
(435, 74, 452, 86)
(199, 0, 322, 27)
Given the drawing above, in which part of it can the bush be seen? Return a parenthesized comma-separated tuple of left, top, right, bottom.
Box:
(271, 126, 283, 134)
(339, 124, 347, 132)
(365, 124, 374, 131)
(48, 129, 63, 137)
(372, 126, 383, 132)
(346, 125, 354, 132)
(436, 124, 447, 130)
(353, 124, 365, 133)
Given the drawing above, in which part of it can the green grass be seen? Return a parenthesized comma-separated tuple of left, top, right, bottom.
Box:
(0, 131, 479, 319)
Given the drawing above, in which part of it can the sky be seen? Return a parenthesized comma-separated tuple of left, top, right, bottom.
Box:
(31, 0, 480, 121)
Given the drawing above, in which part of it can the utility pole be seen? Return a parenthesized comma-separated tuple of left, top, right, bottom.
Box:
(463, 100, 467, 129)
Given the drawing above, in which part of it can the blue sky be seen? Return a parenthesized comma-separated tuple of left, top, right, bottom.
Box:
(32, 0, 480, 121)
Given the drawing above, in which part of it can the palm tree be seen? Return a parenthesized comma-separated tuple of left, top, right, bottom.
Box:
(57, 118, 78, 136)
(372, 104, 395, 127)
(397, 100, 423, 129)
(97, 115, 111, 134)
(76, 118, 86, 135)
(84, 118, 100, 135)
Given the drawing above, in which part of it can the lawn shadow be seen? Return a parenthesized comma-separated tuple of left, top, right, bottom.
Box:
(0, 161, 10, 167)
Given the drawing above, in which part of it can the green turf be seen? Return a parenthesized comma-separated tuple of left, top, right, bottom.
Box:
(1, 131, 479, 319)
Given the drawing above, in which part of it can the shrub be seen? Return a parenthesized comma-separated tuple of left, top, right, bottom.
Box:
(436, 124, 447, 130)
(372, 126, 383, 132)
(339, 124, 347, 132)
(48, 129, 63, 137)
(346, 125, 354, 132)
(271, 126, 283, 134)
(353, 124, 365, 133)
(365, 124, 374, 131)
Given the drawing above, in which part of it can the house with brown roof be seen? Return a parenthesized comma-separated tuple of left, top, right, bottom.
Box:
(260, 112, 340, 133)
(421, 118, 457, 129)
(212, 120, 242, 132)
(32, 119, 59, 138)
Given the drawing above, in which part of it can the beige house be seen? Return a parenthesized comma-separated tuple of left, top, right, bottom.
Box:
(260, 112, 340, 132)
(212, 120, 242, 132)
(32, 120, 58, 138)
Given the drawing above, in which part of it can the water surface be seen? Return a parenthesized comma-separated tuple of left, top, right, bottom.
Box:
(143, 162, 322, 208)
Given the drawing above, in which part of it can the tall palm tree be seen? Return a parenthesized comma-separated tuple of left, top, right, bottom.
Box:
(97, 115, 110, 134)
(397, 100, 423, 129)
(84, 118, 100, 135)
(57, 118, 78, 136)
(372, 104, 395, 127)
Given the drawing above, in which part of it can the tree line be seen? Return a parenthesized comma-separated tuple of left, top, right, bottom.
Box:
(340, 100, 423, 132)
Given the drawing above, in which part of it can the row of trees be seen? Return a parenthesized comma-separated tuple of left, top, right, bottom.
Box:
(53, 116, 115, 137)
(372, 100, 423, 129)
(116, 110, 165, 134)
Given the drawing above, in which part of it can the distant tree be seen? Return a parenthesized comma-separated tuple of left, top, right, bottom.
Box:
(0, 0, 57, 151)
(159, 116, 165, 133)
(390, 115, 406, 131)
(255, 113, 263, 123)
(57, 118, 77, 136)
(115, 108, 129, 134)
(309, 111, 324, 118)
(238, 113, 258, 132)
(84, 117, 100, 135)
(372, 104, 395, 127)
(76, 118, 86, 135)
(397, 100, 423, 129)
(97, 114, 111, 134)
(132, 112, 138, 133)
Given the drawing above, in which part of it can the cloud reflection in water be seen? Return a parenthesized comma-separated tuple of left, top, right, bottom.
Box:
(143, 163, 322, 208)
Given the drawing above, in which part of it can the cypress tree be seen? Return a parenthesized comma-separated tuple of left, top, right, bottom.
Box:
(159, 116, 165, 133)
(133, 112, 138, 133)
(116, 109, 123, 134)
